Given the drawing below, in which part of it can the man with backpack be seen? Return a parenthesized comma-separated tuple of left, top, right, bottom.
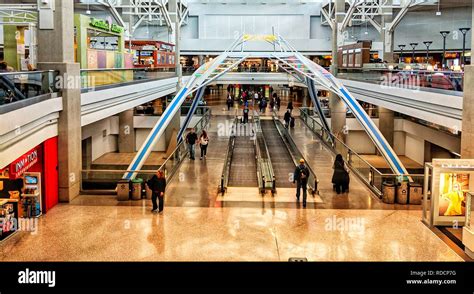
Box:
(293, 158, 310, 208)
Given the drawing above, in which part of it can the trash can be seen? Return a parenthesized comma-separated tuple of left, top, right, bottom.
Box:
(117, 180, 130, 201)
(145, 181, 153, 200)
(131, 178, 143, 200)
(382, 181, 396, 204)
(396, 181, 409, 204)
(409, 182, 423, 205)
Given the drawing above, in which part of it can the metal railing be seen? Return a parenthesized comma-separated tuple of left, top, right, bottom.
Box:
(81, 67, 176, 90)
(300, 107, 424, 198)
(253, 111, 276, 194)
(81, 107, 211, 193)
(219, 117, 238, 195)
(338, 68, 464, 93)
(0, 70, 59, 106)
(273, 115, 319, 195)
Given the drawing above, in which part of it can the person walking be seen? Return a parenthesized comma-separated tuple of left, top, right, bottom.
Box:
(199, 130, 209, 160)
(287, 100, 294, 114)
(226, 93, 233, 111)
(284, 109, 291, 128)
(293, 159, 310, 207)
(332, 154, 350, 194)
(185, 128, 198, 160)
(147, 170, 167, 213)
(243, 107, 249, 124)
(275, 95, 281, 111)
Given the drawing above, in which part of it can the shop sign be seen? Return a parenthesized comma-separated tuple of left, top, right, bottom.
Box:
(90, 18, 110, 31)
(111, 24, 123, 34)
(160, 44, 173, 51)
(10, 148, 38, 179)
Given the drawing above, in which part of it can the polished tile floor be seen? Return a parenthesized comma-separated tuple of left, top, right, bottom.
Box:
(0, 205, 462, 261)
(0, 96, 463, 261)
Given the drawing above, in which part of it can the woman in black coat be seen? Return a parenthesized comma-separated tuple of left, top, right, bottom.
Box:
(147, 170, 167, 213)
(332, 154, 349, 194)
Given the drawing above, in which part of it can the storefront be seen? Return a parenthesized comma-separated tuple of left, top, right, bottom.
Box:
(125, 40, 175, 69)
(74, 14, 134, 87)
(0, 137, 58, 240)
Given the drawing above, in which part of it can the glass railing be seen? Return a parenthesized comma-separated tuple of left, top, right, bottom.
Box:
(81, 107, 211, 194)
(300, 107, 424, 198)
(81, 67, 176, 90)
(338, 68, 464, 93)
(0, 70, 59, 107)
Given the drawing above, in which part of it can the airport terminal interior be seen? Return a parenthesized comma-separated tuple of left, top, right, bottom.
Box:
(0, 0, 474, 262)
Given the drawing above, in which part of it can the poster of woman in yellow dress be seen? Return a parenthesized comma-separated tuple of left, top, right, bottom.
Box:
(438, 173, 468, 216)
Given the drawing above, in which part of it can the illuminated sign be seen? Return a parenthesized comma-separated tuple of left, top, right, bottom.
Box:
(111, 24, 123, 34)
(10, 148, 38, 179)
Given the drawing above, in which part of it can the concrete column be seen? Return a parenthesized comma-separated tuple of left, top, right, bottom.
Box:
(381, 0, 395, 63)
(169, 0, 182, 82)
(378, 107, 394, 147)
(461, 5, 474, 158)
(330, 0, 346, 140)
(37, 0, 81, 203)
(118, 110, 136, 153)
(165, 109, 181, 146)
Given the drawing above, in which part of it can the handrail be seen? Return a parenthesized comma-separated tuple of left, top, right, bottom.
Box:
(219, 117, 237, 195)
(300, 107, 378, 171)
(0, 70, 58, 76)
(273, 116, 319, 195)
(299, 107, 423, 197)
(253, 111, 276, 193)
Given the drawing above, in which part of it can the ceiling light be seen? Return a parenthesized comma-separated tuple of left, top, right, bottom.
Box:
(86, 9, 91, 15)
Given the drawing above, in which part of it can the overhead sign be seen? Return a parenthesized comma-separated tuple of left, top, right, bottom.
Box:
(10, 148, 39, 179)
(90, 17, 124, 34)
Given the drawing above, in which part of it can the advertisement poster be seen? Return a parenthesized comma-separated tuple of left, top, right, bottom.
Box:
(438, 173, 468, 217)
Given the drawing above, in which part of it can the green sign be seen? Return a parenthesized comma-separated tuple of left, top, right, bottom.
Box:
(90, 17, 124, 34)
(90, 18, 110, 31)
(111, 24, 123, 34)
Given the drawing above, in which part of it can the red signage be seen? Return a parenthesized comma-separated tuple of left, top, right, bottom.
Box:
(10, 148, 39, 179)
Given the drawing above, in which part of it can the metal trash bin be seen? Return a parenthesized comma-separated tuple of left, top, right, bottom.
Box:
(396, 181, 409, 204)
(145, 182, 153, 200)
(382, 181, 396, 204)
(131, 178, 143, 200)
(117, 180, 130, 201)
(409, 182, 423, 205)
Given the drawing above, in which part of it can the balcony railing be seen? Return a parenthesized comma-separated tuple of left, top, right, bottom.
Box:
(81, 67, 176, 91)
(338, 68, 464, 93)
(0, 70, 59, 108)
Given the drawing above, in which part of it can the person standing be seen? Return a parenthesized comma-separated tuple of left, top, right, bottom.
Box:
(284, 109, 291, 128)
(227, 93, 233, 111)
(332, 154, 350, 194)
(275, 95, 281, 111)
(147, 170, 167, 213)
(199, 130, 209, 160)
(185, 128, 198, 160)
(293, 159, 310, 208)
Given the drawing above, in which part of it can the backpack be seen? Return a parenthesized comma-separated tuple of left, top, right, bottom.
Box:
(299, 166, 308, 180)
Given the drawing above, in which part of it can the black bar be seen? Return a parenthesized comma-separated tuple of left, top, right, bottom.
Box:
(0, 262, 472, 290)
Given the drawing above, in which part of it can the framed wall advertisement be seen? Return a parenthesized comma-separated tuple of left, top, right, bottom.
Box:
(424, 159, 474, 226)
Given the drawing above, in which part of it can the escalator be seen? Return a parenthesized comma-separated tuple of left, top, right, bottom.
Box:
(260, 119, 295, 188)
(227, 124, 258, 187)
